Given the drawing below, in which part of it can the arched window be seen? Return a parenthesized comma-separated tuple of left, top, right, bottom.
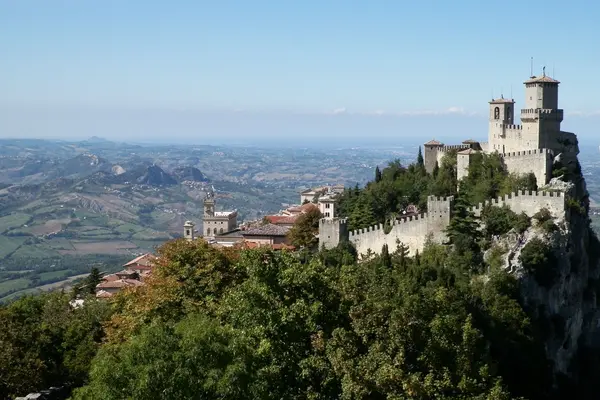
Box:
(219, 228, 224, 234)
(186, 229, 190, 236)
(506, 108, 511, 120)
(213, 228, 217, 234)
(207, 228, 210, 235)
(494, 107, 500, 119)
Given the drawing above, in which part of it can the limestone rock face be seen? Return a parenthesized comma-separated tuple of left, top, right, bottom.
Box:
(492, 174, 600, 376)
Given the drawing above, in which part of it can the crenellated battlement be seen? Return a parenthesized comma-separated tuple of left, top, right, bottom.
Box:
(500, 148, 554, 158)
(468, 190, 565, 218)
(320, 217, 348, 225)
(436, 144, 470, 153)
(320, 189, 567, 257)
(502, 124, 522, 130)
(427, 195, 454, 202)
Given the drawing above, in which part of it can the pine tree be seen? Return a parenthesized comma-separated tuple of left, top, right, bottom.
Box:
(432, 161, 440, 178)
(380, 244, 392, 269)
(445, 195, 480, 247)
(84, 267, 103, 295)
(417, 146, 424, 167)
(375, 166, 382, 183)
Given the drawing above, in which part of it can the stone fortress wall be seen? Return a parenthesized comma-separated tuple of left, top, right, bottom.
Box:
(500, 148, 554, 187)
(320, 190, 566, 257)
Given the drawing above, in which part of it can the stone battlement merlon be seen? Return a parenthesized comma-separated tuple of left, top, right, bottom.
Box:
(500, 148, 554, 158)
(320, 217, 348, 225)
(427, 195, 454, 202)
(437, 144, 470, 153)
(349, 211, 430, 237)
(468, 190, 565, 216)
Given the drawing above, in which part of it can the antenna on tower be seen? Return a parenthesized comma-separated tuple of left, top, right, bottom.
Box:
(553, 64, 555, 78)
(530, 57, 534, 77)
(510, 85, 513, 100)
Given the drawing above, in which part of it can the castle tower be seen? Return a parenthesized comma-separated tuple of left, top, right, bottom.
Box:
(488, 96, 515, 153)
(319, 218, 348, 250)
(520, 70, 563, 151)
(423, 140, 444, 174)
(183, 220, 195, 241)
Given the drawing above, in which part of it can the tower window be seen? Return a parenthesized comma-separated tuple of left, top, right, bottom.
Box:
(494, 107, 500, 119)
(207, 228, 210, 235)
(506, 108, 511, 120)
(186, 229, 190, 236)
(213, 228, 217, 234)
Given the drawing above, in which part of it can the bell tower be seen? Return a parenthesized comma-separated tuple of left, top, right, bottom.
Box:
(204, 193, 215, 217)
(488, 96, 515, 152)
(520, 68, 563, 150)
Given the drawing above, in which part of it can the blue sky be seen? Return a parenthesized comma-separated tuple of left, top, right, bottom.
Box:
(1, 0, 599, 145)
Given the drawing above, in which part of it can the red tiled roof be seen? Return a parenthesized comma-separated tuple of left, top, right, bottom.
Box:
(123, 253, 155, 268)
(300, 202, 319, 212)
(489, 97, 515, 104)
(424, 139, 443, 146)
(524, 75, 560, 84)
(242, 241, 296, 250)
(243, 223, 290, 236)
(96, 290, 113, 298)
(264, 215, 298, 225)
(102, 274, 119, 282)
(96, 279, 145, 289)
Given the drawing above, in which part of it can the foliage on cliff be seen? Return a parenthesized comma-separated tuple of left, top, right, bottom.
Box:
(58, 236, 572, 400)
(337, 149, 537, 231)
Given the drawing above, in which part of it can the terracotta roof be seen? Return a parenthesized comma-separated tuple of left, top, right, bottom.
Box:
(524, 75, 560, 84)
(102, 274, 119, 282)
(489, 97, 515, 104)
(458, 148, 479, 155)
(265, 215, 298, 225)
(242, 223, 290, 236)
(96, 279, 145, 289)
(96, 290, 113, 298)
(242, 241, 295, 250)
(300, 202, 319, 212)
(123, 253, 155, 268)
(424, 139, 443, 146)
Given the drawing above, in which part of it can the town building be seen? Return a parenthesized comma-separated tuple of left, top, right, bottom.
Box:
(95, 253, 156, 298)
(202, 190, 238, 237)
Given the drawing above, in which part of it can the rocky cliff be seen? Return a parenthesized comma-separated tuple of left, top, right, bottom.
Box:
(489, 163, 600, 392)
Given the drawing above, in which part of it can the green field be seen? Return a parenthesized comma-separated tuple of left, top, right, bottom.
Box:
(0, 278, 31, 296)
(10, 244, 60, 259)
(38, 269, 72, 281)
(0, 213, 31, 233)
(0, 236, 27, 258)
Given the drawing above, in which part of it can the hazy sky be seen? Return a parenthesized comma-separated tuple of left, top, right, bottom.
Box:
(1, 0, 599, 144)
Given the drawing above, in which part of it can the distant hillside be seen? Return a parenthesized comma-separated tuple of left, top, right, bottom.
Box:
(136, 165, 177, 186)
(171, 166, 209, 182)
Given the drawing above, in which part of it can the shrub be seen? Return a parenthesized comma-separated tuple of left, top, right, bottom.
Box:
(520, 237, 558, 288)
(533, 208, 553, 224)
(513, 212, 531, 234)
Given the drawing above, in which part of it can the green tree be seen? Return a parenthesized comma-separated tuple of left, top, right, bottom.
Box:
(375, 166, 382, 183)
(417, 146, 424, 168)
(287, 207, 323, 249)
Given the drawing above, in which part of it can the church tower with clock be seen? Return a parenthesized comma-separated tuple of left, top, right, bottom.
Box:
(201, 190, 238, 238)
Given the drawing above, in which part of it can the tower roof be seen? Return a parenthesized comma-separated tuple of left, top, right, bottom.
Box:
(524, 75, 560, 84)
(489, 97, 515, 104)
(424, 139, 443, 146)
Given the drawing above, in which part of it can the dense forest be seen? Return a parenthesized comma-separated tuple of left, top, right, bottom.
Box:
(2, 151, 600, 400)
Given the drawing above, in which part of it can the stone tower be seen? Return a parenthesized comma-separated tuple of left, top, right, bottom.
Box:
(488, 96, 515, 153)
(319, 218, 348, 250)
(520, 71, 563, 151)
(423, 140, 444, 174)
(183, 220, 195, 241)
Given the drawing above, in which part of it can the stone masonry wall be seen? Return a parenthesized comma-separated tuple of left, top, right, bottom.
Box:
(501, 149, 553, 186)
(319, 191, 566, 257)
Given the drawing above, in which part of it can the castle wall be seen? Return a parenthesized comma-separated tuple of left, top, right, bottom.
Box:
(468, 190, 565, 219)
(319, 191, 566, 258)
(349, 215, 432, 257)
(500, 149, 553, 186)
(457, 153, 470, 180)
